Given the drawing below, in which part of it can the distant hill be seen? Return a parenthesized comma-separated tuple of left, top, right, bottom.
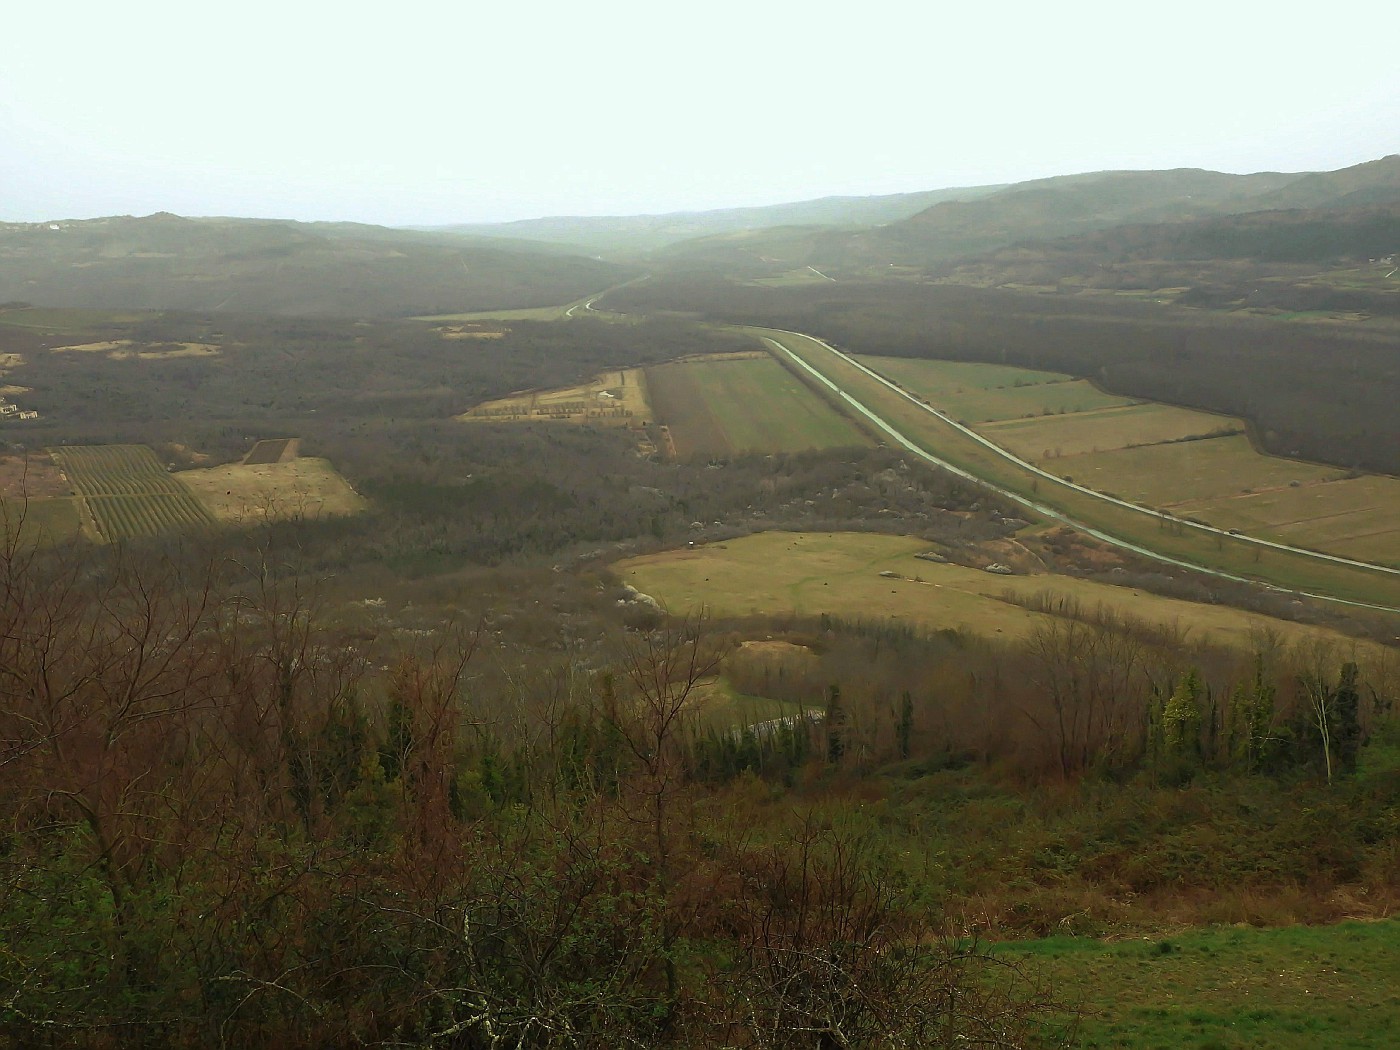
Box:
(987, 202, 1400, 266)
(0, 213, 632, 317)
(422, 185, 1006, 255)
(653, 157, 1400, 276)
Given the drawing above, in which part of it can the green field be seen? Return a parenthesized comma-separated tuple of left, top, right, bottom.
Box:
(983, 403, 1240, 461)
(0, 496, 85, 545)
(645, 355, 868, 457)
(862, 355, 1138, 422)
(51, 444, 214, 542)
(0, 307, 151, 331)
(616, 531, 1391, 657)
(999, 920, 1400, 1049)
(1054, 435, 1340, 506)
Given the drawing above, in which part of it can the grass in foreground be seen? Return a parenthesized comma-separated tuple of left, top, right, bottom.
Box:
(1000, 920, 1400, 1049)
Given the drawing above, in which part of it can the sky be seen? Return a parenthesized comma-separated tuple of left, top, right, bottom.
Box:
(3, 0, 1398, 226)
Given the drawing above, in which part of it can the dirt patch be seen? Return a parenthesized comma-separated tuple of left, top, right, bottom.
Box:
(439, 324, 508, 340)
(51, 340, 132, 354)
(50, 340, 220, 360)
(179, 457, 365, 523)
(737, 639, 818, 660)
(0, 454, 73, 499)
(113, 342, 221, 360)
(459, 368, 651, 427)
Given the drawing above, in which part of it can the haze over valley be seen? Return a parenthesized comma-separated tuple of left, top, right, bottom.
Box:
(2, 3, 1399, 1046)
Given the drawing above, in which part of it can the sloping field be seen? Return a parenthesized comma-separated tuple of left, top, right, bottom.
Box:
(1058, 435, 1340, 506)
(459, 368, 650, 426)
(644, 354, 868, 457)
(178, 457, 366, 524)
(616, 531, 1390, 656)
(244, 438, 296, 465)
(1177, 476, 1400, 566)
(50, 444, 214, 542)
(862, 355, 1137, 422)
(982, 402, 1241, 461)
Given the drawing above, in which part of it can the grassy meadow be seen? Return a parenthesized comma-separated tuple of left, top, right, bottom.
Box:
(999, 920, 1400, 1049)
(864, 355, 1138, 422)
(1053, 436, 1339, 506)
(644, 353, 869, 457)
(616, 531, 1393, 657)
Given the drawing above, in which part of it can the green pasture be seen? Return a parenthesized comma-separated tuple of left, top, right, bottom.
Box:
(645, 355, 868, 457)
(999, 920, 1400, 1049)
(0, 306, 151, 331)
(0, 496, 84, 545)
(859, 356, 1137, 423)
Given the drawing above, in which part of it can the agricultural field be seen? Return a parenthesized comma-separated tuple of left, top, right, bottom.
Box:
(982, 403, 1240, 461)
(435, 322, 508, 340)
(243, 437, 298, 465)
(998, 920, 1400, 1050)
(1053, 435, 1340, 506)
(616, 531, 1391, 657)
(458, 368, 651, 426)
(1175, 476, 1400, 567)
(765, 331, 1400, 605)
(177, 456, 366, 524)
(49, 444, 214, 542)
(644, 353, 868, 457)
(861, 355, 1139, 422)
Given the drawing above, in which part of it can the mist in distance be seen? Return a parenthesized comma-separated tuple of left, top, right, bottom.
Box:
(3, 0, 1397, 225)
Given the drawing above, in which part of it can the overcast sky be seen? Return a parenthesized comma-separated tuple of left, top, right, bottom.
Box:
(3, 1, 1397, 226)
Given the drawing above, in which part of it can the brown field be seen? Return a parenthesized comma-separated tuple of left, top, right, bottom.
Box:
(981, 402, 1242, 461)
(437, 323, 508, 340)
(616, 531, 1393, 657)
(458, 368, 651, 426)
(1055, 435, 1341, 506)
(0, 453, 73, 499)
(178, 457, 366, 524)
(243, 438, 297, 465)
(1176, 476, 1400, 566)
(50, 340, 221, 360)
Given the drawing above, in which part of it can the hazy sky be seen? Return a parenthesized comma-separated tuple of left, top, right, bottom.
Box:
(4, 1, 1397, 226)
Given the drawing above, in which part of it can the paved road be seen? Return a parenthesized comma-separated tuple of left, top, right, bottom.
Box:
(761, 330, 1400, 615)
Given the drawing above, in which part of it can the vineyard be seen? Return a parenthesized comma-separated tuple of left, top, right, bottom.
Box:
(49, 444, 215, 541)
